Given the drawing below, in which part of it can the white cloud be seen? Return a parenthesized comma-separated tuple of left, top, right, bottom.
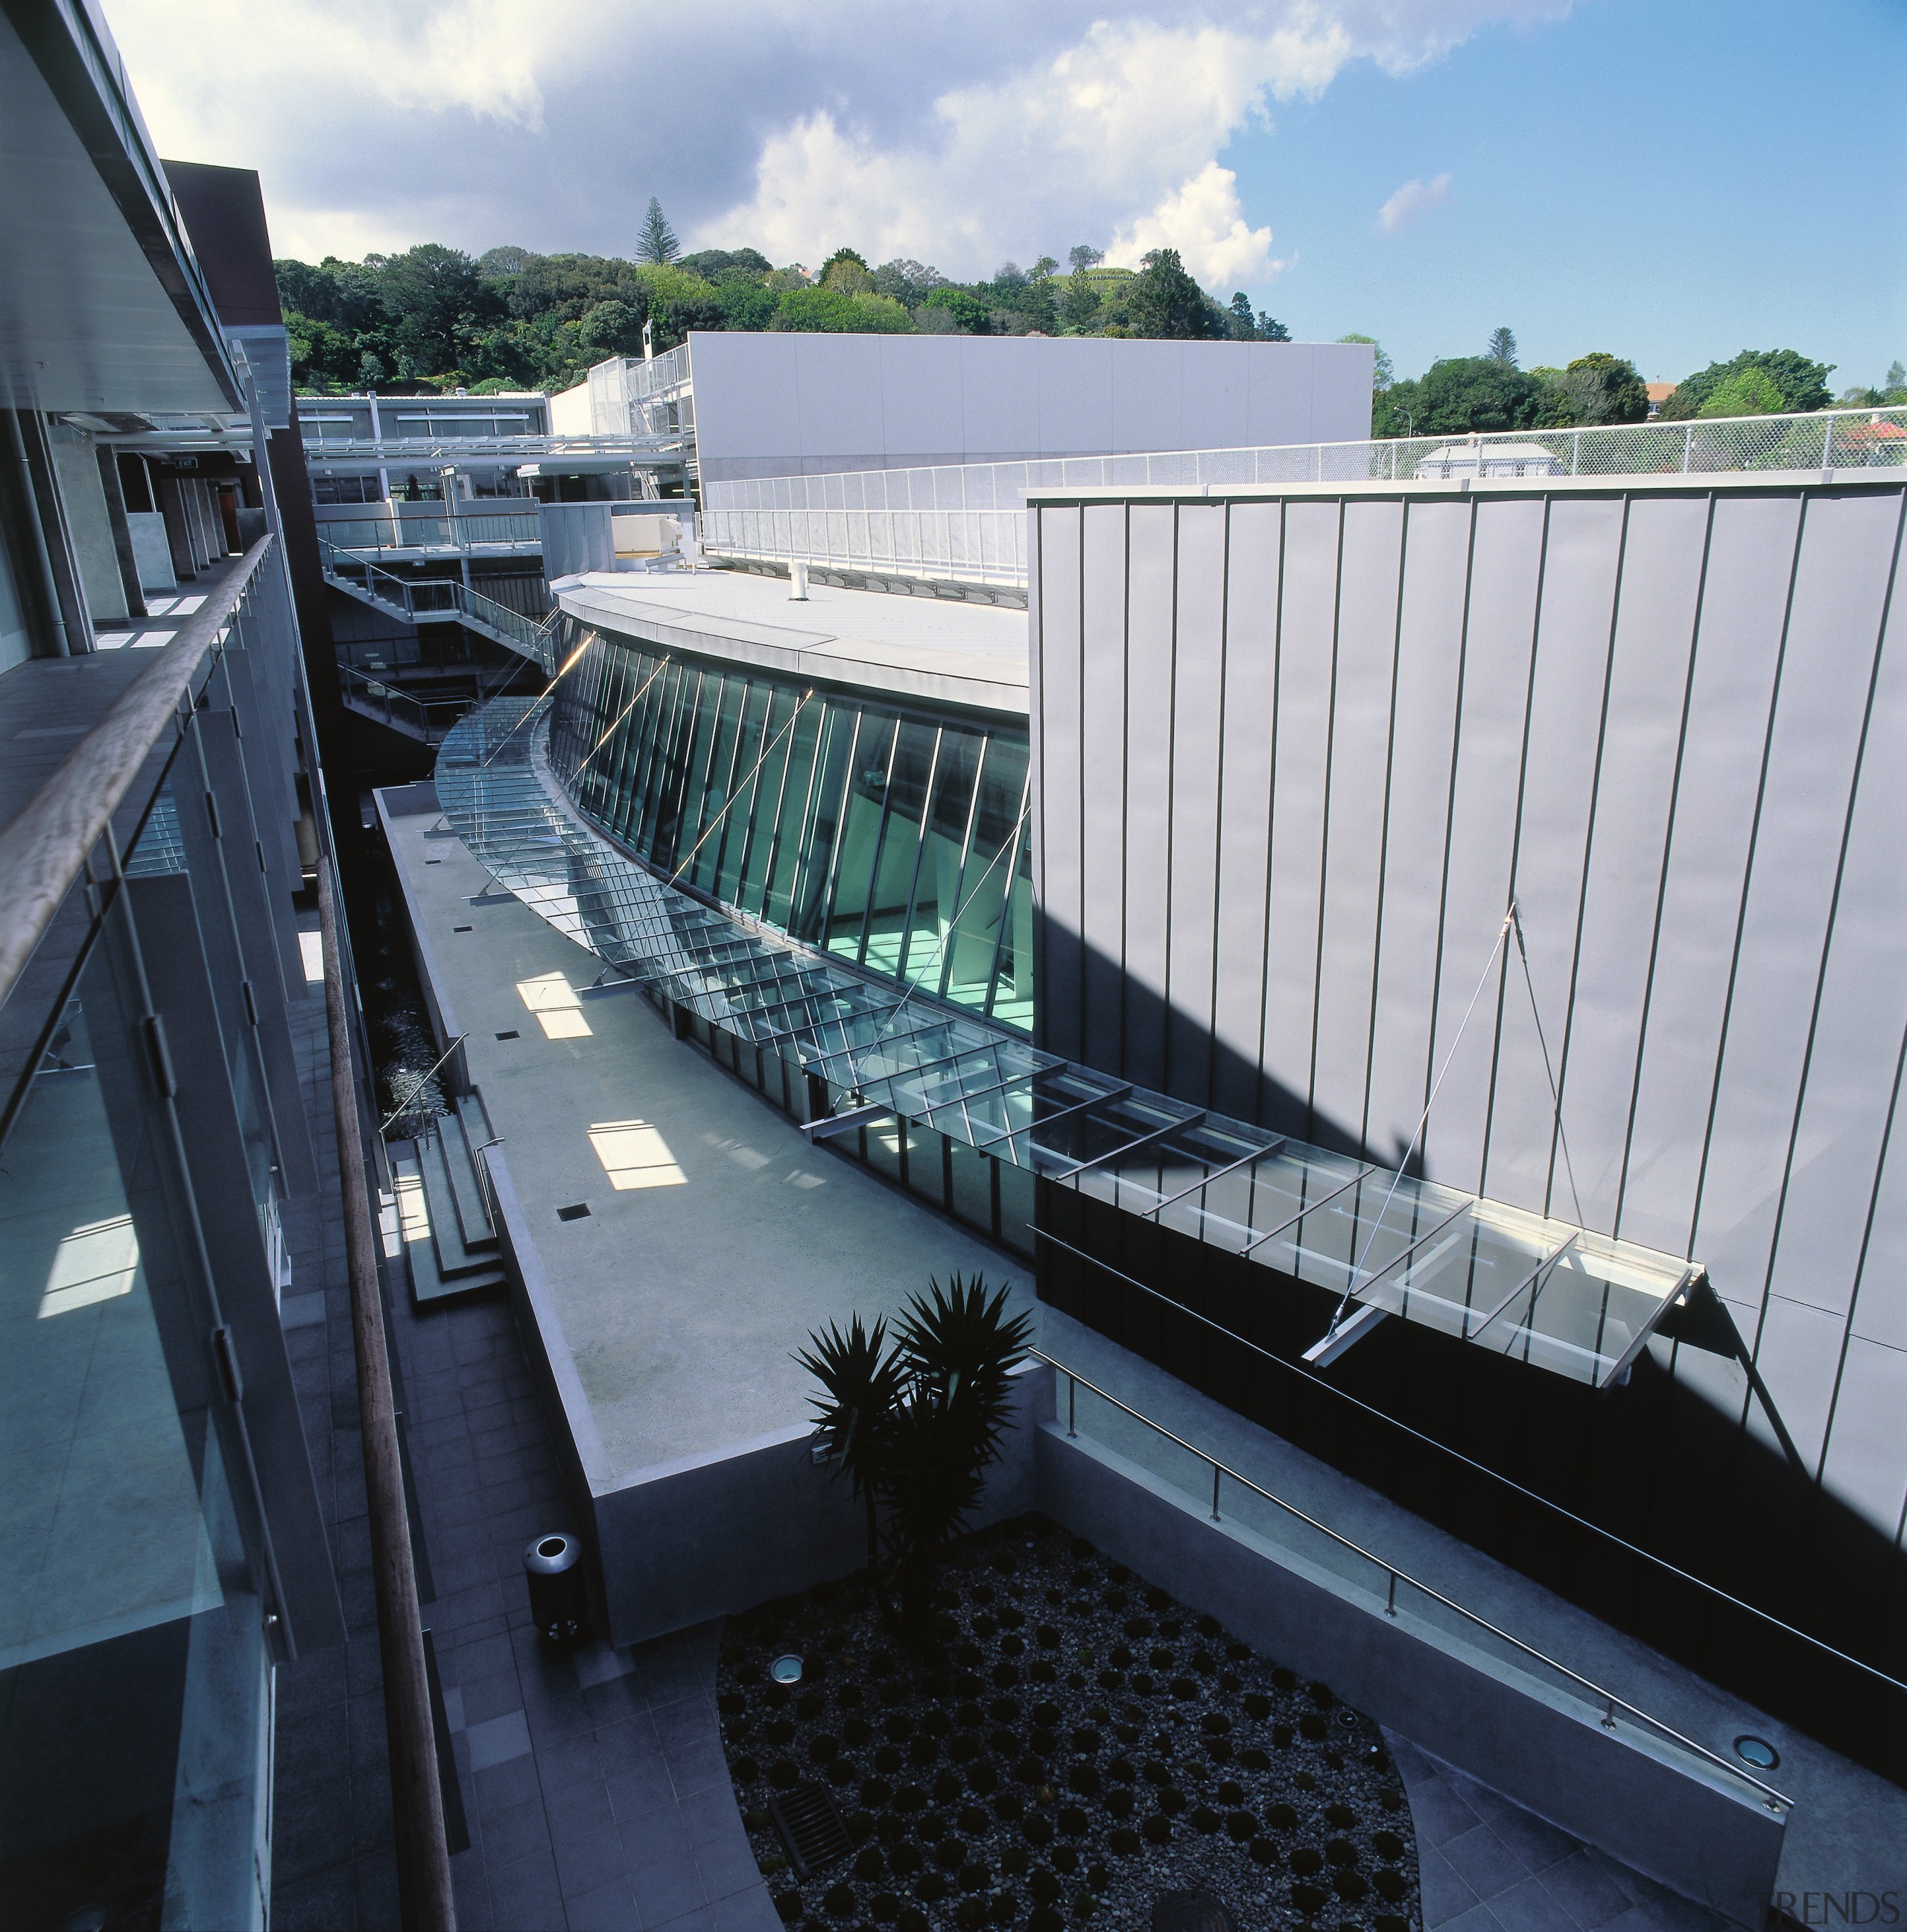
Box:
(99, 1, 1563, 289)
(1378, 171, 1455, 233)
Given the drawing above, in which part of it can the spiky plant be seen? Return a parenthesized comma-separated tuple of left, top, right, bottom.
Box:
(886, 1275, 1032, 1624)
(794, 1314, 901, 1570)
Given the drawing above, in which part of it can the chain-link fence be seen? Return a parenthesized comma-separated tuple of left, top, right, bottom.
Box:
(700, 405, 1907, 588)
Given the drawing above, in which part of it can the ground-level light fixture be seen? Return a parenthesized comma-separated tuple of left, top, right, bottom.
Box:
(771, 1653, 804, 1685)
(1733, 1735, 1780, 1771)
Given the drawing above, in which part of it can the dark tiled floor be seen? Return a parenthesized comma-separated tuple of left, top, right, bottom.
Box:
(275, 917, 775, 1929)
(1388, 1733, 1734, 1932)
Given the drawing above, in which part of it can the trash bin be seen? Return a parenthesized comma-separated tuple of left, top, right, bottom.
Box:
(523, 1533, 584, 1641)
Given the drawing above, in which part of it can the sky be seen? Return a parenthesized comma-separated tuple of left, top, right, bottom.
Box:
(103, 0, 1906, 388)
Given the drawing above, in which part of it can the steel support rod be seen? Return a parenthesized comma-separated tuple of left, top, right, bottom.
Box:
(318, 861, 456, 1932)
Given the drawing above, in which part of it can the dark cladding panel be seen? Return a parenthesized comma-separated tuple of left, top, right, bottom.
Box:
(1122, 504, 1178, 1092)
(1079, 504, 1129, 1073)
(1423, 494, 1545, 1197)
(1557, 491, 1712, 1232)
(1482, 495, 1625, 1217)
(1364, 499, 1472, 1164)
(1695, 490, 1905, 1327)
(1614, 493, 1800, 1254)
(1818, 1334, 1907, 1539)
(1033, 505, 1085, 1062)
(1260, 499, 1338, 1136)
(1210, 501, 1282, 1121)
(1165, 504, 1228, 1102)
(1310, 498, 1405, 1150)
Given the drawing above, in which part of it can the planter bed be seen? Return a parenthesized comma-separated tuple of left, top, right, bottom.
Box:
(717, 1514, 1420, 1931)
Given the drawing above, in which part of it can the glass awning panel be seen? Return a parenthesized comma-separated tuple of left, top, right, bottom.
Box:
(435, 697, 1701, 1391)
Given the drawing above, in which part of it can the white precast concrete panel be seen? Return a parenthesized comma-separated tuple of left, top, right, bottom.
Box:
(1035, 338, 1115, 457)
(880, 334, 965, 463)
(795, 333, 888, 471)
(1078, 504, 1130, 1074)
(964, 338, 1042, 463)
(687, 333, 804, 471)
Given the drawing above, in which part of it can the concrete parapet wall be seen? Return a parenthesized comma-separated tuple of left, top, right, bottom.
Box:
(591, 1360, 1051, 1647)
(1034, 1420, 1785, 1927)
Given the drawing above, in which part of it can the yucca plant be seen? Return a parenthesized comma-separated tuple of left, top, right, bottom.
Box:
(794, 1313, 902, 1570)
(886, 1275, 1032, 1625)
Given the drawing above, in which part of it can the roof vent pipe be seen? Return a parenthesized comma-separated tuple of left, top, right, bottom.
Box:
(789, 560, 810, 601)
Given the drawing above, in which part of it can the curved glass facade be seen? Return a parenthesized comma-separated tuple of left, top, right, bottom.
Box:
(550, 627, 1033, 1029)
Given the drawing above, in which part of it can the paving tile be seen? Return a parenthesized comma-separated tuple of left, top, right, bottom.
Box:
(565, 1876, 646, 1932)
(660, 1729, 732, 1799)
(1538, 1848, 1637, 1927)
(545, 1774, 619, 1847)
(630, 1852, 708, 1929)
(1490, 1805, 1581, 1874)
(678, 1784, 743, 1851)
(693, 1828, 766, 1906)
(267, 1860, 355, 1931)
(450, 1859, 492, 1932)
(480, 1793, 555, 1868)
(706, 1885, 783, 1932)
(1409, 1771, 1486, 1848)
(605, 1757, 679, 1828)
(1443, 1820, 1532, 1903)
(577, 1641, 640, 1689)
(1437, 1905, 1506, 1932)
(647, 1908, 718, 1932)
(474, 1749, 544, 1814)
(489, 1846, 568, 1928)
(465, 1708, 533, 1772)
(1420, 1845, 1485, 1930)
(460, 1667, 528, 1729)
(536, 1731, 608, 1799)
(444, 1631, 518, 1684)
(554, 1821, 632, 1899)
(1489, 1875, 1583, 1932)
(353, 1852, 401, 1930)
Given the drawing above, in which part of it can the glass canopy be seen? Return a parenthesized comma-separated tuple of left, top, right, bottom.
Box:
(436, 697, 1700, 1390)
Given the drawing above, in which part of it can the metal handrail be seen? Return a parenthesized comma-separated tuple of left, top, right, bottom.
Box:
(381, 1033, 469, 1133)
(0, 536, 272, 1009)
(1029, 1345, 1792, 1814)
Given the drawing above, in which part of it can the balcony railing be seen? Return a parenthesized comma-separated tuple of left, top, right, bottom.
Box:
(701, 404, 1907, 590)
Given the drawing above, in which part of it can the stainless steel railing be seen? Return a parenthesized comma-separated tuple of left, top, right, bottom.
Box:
(1030, 1346, 1793, 1814)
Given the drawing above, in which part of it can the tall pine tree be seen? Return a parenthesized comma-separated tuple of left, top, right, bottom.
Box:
(636, 197, 679, 265)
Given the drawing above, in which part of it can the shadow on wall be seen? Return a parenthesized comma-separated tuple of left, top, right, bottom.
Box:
(1032, 929, 1907, 1787)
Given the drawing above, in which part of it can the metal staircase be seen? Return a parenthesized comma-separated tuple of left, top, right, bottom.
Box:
(317, 533, 560, 669)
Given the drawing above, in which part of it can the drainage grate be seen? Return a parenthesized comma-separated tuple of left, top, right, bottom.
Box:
(556, 1203, 591, 1221)
(495, 1030, 520, 1040)
(767, 1782, 851, 1879)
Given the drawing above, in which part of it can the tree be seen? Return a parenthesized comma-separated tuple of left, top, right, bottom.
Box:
(1123, 249, 1223, 340)
(1698, 367, 1786, 418)
(872, 259, 945, 305)
(1658, 349, 1834, 420)
(1375, 356, 1547, 437)
(676, 247, 771, 282)
(1068, 244, 1105, 275)
(921, 286, 991, 334)
(477, 244, 533, 278)
(1226, 292, 1257, 340)
(1539, 351, 1649, 427)
(577, 299, 645, 358)
(1258, 314, 1291, 342)
(796, 1314, 903, 1570)
(1487, 326, 1518, 366)
(1339, 334, 1394, 392)
(635, 197, 679, 265)
(768, 287, 914, 333)
(1059, 275, 1102, 333)
(376, 243, 500, 380)
(1889, 361, 1906, 390)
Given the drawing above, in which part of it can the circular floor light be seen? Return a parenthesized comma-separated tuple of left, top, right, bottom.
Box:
(1733, 1735, 1780, 1770)
(771, 1653, 805, 1685)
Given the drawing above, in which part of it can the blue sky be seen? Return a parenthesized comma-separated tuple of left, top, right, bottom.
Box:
(1226, 0, 1906, 384)
(109, 0, 1904, 393)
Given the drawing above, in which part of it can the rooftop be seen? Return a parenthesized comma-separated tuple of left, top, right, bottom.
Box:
(553, 567, 1029, 716)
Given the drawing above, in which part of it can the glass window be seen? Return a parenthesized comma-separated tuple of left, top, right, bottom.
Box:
(901, 727, 982, 992)
(949, 1137, 997, 1235)
(715, 682, 772, 903)
(861, 722, 938, 977)
(688, 674, 746, 890)
(737, 688, 798, 916)
(823, 712, 898, 962)
(943, 736, 1027, 1013)
(0, 918, 269, 1927)
(988, 814, 1035, 1031)
(763, 696, 822, 929)
(905, 1124, 948, 1208)
(788, 704, 858, 945)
